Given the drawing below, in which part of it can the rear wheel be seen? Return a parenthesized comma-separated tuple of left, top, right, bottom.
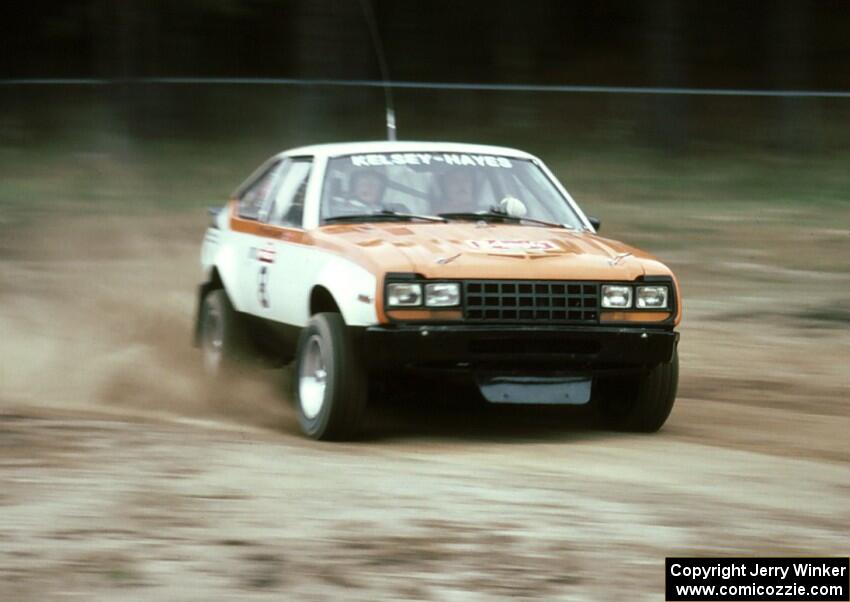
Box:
(294, 313, 367, 440)
(596, 349, 679, 432)
(199, 289, 250, 377)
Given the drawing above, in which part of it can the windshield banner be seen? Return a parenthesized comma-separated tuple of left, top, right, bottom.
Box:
(350, 153, 513, 169)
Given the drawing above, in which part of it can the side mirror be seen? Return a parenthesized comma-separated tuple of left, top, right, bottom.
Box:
(588, 216, 601, 231)
(207, 206, 222, 228)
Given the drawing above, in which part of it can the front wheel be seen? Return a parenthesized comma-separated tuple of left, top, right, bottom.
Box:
(596, 349, 679, 432)
(294, 313, 367, 440)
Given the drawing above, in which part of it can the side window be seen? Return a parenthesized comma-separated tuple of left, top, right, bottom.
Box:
(239, 161, 284, 220)
(268, 158, 312, 227)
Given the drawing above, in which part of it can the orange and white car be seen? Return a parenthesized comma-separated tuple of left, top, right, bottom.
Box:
(195, 141, 680, 440)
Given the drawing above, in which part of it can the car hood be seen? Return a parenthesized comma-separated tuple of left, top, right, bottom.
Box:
(311, 222, 672, 281)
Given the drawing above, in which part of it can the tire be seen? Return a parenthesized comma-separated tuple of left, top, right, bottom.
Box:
(199, 288, 250, 377)
(596, 348, 679, 432)
(294, 312, 367, 440)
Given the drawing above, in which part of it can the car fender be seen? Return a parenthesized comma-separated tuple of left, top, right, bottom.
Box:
(200, 227, 244, 311)
(311, 254, 379, 327)
(214, 246, 245, 310)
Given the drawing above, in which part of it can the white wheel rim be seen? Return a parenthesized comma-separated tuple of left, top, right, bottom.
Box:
(202, 303, 224, 375)
(299, 335, 327, 419)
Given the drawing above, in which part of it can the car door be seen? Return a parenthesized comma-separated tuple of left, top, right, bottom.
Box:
(242, 157, 313, 323)
(257, 157, 313, 324)
(233, 159, 287, 315)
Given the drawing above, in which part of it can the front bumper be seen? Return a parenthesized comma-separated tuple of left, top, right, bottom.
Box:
(361, 324, 679, 373)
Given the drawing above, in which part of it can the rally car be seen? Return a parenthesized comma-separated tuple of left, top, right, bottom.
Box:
(195, 141, 681, 440)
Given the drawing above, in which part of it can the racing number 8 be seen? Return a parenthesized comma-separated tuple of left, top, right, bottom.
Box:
(257, 265, 270, 308)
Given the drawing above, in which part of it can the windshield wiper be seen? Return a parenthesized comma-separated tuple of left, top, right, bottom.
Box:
(324, 209, 447, 224)
(437, 210, 573, 230)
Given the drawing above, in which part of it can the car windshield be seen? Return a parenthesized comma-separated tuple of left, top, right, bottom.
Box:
(320, 152, 585, 229)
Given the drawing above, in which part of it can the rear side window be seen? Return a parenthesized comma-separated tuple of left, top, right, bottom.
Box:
(268, 158, 312, 227)
(238, 161, 283, 220)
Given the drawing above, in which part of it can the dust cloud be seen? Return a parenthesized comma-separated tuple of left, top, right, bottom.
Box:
(0, 211, 290, 429)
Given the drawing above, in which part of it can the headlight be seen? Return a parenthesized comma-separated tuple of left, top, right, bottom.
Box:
(387, 283, 422, 307)
(636, 285, 669, 309)
(601, 284, 632, 308)
(425, 283, 460, 307)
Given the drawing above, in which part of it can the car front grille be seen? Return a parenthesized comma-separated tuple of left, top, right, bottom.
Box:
(462, 280, 599, 324)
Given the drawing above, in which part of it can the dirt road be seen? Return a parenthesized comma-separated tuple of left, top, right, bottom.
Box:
(1, 208, 848, 600)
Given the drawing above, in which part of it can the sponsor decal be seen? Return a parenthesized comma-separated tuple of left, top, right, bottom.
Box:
(256, 244, 276, 264)
(350, 153, 513, 169)
(466, 239, 557, 252)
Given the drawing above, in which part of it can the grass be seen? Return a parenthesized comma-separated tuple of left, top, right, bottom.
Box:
(4, 132, 847, 287)
(4, 140, 848, 211)
(1, 90, 848, 232)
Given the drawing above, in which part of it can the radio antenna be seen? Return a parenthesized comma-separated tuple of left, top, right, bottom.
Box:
(359, 0, 397, 140)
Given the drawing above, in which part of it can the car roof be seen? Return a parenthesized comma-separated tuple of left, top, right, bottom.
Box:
(277, 140, 538, 161)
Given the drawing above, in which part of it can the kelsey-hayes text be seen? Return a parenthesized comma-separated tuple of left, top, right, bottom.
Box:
(670, 561, 847, 581)
(350, 153, 513, 169)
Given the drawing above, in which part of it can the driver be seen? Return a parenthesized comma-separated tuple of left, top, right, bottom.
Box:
(435, 168, 477, 213)
(349, 170, 386, 209)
